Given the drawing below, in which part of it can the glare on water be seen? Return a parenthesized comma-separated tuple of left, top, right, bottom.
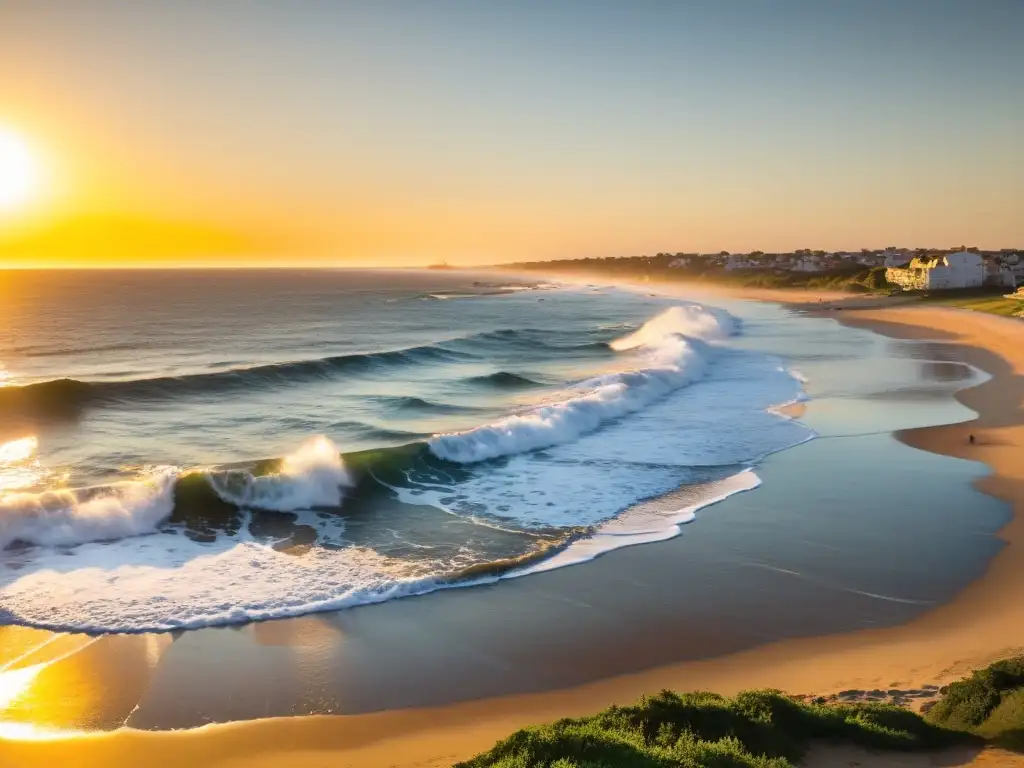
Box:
(0, 436, 48, 493)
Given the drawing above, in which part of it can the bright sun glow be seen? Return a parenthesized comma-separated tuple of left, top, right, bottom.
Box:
(0, 128, 41, 211)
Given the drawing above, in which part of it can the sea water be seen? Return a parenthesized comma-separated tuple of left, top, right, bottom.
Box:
(0, 269, 811, 632)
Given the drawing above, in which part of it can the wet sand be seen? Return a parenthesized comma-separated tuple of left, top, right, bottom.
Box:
(3, 295, 1024, 767)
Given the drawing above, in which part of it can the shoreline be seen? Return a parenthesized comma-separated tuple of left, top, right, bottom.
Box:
(4, 284, 1024, 767)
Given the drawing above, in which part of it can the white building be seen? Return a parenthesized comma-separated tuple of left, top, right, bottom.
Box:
(668, 257, 691, 268)
(886, 251, 985, 291)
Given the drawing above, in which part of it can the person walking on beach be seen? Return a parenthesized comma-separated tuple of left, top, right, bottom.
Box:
(969, 434, 976, 445)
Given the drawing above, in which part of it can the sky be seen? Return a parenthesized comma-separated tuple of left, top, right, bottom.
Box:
(0, 0, 1021, 267)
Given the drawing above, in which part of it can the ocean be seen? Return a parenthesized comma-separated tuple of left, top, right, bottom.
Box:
(0, 269, 813, 632)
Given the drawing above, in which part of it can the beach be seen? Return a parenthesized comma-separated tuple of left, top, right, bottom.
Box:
(3, 286, 1024, 767)
(4, 1, 1022, 763)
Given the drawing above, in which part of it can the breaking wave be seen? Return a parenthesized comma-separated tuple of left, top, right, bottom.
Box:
(0, 469, 179, 550)
(205, 437, 351, 513)
(0, 437, 353, 550)
(429, 306, 738, 463)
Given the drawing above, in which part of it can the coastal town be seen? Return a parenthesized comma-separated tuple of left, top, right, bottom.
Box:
(673, 247, 1022, 288)
(510, 246, 1024, 294)
(609, 247, 1022, 288)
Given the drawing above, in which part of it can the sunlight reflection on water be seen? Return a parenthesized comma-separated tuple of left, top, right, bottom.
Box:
(0, 435, 49, 493)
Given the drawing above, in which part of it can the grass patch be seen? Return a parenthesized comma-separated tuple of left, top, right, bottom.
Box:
(913, 287, 1022, 317)
(456, 690, 968, 768)
(925, 657, 1024, 748)
(977, 689, 1024, 751)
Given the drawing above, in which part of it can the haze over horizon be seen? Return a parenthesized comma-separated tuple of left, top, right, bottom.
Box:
(0, 0, 1021, 268)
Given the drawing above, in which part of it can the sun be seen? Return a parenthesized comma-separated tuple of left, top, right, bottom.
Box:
(0, 128, 41, 211)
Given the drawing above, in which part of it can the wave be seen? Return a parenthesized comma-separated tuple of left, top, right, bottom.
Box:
(348, 425, 430, 442)
(0, 437, 354, 550)
(0, 305, 741, 550)
(463, 371, 545, 389)
(0, 466, 762, 634)
(0, 326, 612, 420)
(0, 435, 473, 552)
(0, 378, 95, 418)
(609, 304, 737, 351)
(429, 305, 737, 463)
(0, 288, 824, 634)
(457, 328, 612, 354)
(370, 395, 483, 415)
(205, 437, 351, 513)
(514, 470, 761, 577)
(0, 529, 585, 633)
(420, 291, 507, 300)
(5, 341, 143, 359)
(0, 346, 479, 419)
(0, 469, 179, 549)
(419, 283, 552, 301)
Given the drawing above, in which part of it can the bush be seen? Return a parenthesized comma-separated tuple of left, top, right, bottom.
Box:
(927, 658, 1024, 730)
(457, 690, 964, 768)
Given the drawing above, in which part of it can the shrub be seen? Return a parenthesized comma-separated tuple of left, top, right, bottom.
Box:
(927, 658, 1024, 730)
(457, 690, 963, 768)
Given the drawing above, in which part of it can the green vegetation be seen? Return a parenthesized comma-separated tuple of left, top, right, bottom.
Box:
(913, 287, 1022, 318)
(672, 266, 891, 294)
(456, 690, 967, 768)
(505, 255, 893, 294)
(977, 689, 1024, 751)
(459, 657, 1024, 767)
(926, 657, 1024, 750)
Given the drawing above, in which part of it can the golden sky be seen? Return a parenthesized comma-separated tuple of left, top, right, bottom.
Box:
(1, 2, 1021, 268)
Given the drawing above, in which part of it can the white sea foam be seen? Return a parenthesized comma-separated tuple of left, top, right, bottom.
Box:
(0, 470, 761, 633)
(609, 304, 736, 351)
(429, 305, 737, 463)
(208, 436, 351, 511)
(516, 470, 762, 576)
(0, 468, 177, 549)
(0, 529, 445, 632)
